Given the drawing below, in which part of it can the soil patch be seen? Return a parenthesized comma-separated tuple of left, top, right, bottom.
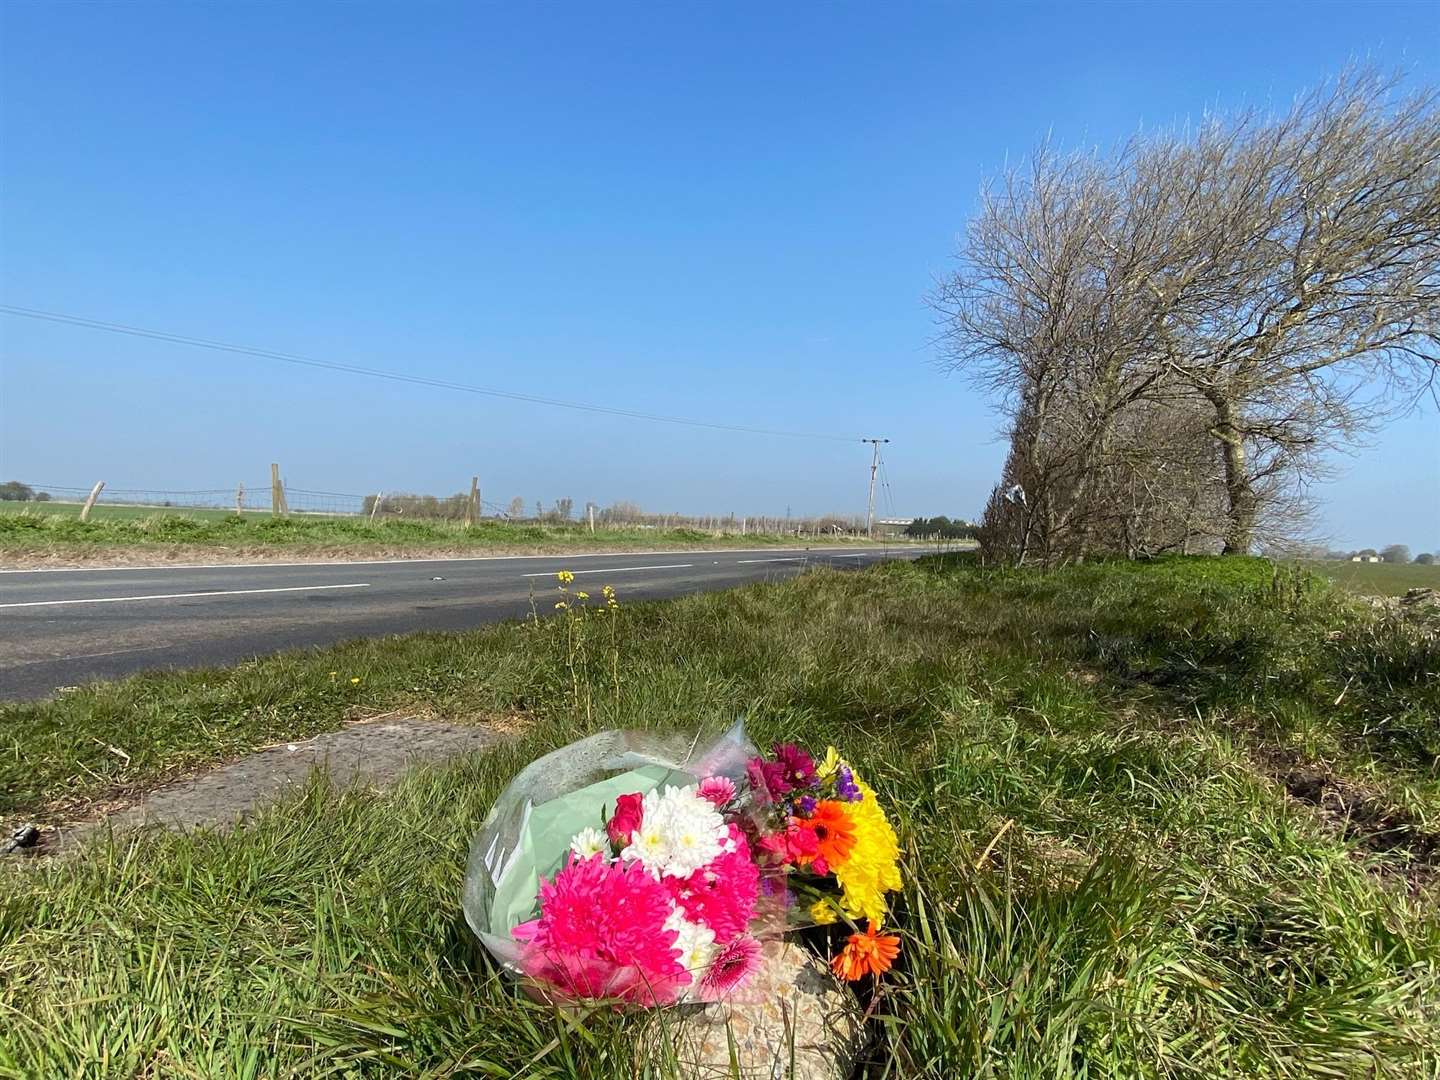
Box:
(1265, 750, 1440, 885)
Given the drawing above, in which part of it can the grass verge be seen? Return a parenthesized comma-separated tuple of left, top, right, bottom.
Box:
(0, 507, 899, 567)
(2, 556, 1438, 1076)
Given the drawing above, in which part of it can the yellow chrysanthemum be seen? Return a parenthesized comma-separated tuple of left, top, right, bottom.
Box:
(817, 746, 841, 781)
(833, 771, 902, 923)
(809, 899, 838, 925)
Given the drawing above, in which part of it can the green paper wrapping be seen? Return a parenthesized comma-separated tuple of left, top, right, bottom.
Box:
(461, 722, 757, 983)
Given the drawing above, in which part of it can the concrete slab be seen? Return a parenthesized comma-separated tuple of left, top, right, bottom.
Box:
(30, 718, 500, 855)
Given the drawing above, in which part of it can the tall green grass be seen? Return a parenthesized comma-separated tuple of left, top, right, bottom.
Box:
(2, 557, 1438, 1076)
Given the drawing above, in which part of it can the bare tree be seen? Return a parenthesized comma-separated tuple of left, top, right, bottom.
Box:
(935, 145, 1192, 561)
(939, 69, 1440, 561)
(600, 501, 645, 526)
(1144, 72, 1440, 551)
(507, 496, 525, 520)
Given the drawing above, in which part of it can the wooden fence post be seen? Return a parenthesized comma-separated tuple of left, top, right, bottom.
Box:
(465, 476, 479, 528)
(236, 483, 245, 514)
(79, 481, 105, 522)
(588, 503, 595, 533)
(271, 463, 288, 516)
(369, 493, 384, 524)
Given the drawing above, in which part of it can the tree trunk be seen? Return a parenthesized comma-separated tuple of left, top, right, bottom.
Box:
(1209, 399, 1257, 555)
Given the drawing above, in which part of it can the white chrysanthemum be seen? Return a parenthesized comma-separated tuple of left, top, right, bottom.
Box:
(665, 904, 717, 994)
(624, 820, 672, 875)
(568, 826, 610, 861)
(621, 785, 727, 878)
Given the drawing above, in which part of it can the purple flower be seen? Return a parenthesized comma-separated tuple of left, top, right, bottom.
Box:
(796, 794, 818, 816)
(835, 766, 862, 802)
(772, 743, 818, 790)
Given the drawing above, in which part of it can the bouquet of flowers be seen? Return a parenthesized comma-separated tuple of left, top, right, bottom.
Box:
(463, 725, 903, 1008)
(745, 742, 903, 981)
(463, 725, 782, 1006)
(511, 777, 773, 1004)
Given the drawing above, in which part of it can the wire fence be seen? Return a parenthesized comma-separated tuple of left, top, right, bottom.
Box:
(2, 479, 896, 537)
(16, 484, 252, 511)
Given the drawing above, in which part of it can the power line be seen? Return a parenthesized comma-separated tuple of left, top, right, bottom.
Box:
(0, 304, 858, 443)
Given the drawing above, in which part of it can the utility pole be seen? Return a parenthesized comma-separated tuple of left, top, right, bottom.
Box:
(862, 438, 889, 538)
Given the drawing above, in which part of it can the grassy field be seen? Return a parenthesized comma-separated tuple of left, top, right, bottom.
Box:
(2, 556, 1438, 1077)
(0, 501, 281, 523)
(0, 503, 895, 565)
(1301, 557, 1440, 597)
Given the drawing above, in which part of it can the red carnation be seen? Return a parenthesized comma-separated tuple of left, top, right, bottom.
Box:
(759, 817, 820, 865)
(607, 792, 645, 847)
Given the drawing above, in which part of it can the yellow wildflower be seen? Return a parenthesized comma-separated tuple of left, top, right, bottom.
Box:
(556, 570, 575, 585)
(350, 677, 361, 685)
(833, 770, 902, 923)
(576, 591, 589, 600)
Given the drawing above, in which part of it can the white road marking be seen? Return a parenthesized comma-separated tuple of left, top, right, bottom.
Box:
(0, 545, 940, 575)
(521, 564, 693, 578)
(0, 583, 371, 609)
(735, 557, 808, 564)
(8, 643, 179, 665)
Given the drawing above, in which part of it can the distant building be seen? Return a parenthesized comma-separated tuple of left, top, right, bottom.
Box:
(1351, 555, 1381, 562)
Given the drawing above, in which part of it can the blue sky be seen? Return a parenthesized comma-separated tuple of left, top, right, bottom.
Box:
(1, 1, 1436, 549)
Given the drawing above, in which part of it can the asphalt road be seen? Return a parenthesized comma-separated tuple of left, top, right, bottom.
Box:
(0, 545, 936, 701)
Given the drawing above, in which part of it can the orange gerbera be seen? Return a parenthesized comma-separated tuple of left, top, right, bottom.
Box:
(831, 921, 900, 981)
(804, 800, 857, 873)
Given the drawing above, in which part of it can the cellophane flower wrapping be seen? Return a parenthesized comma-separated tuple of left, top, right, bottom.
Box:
(462, 721, 787, 1006)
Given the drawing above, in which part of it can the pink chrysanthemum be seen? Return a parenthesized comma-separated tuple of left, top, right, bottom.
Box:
(521, 853, 688, 1004)
(664, 825, 761, 941)
(696, 775, 736, 807)
(697, 935, 763, 1001)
